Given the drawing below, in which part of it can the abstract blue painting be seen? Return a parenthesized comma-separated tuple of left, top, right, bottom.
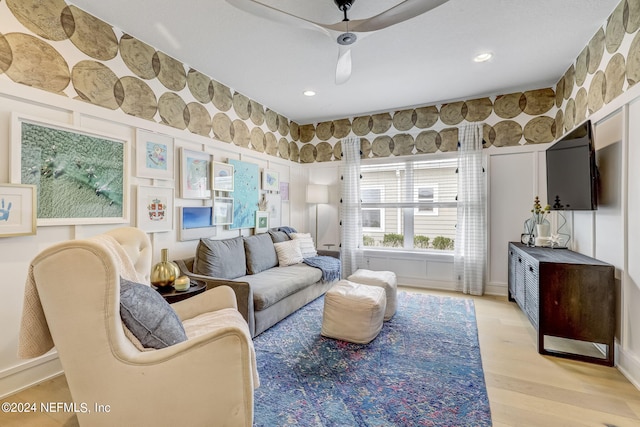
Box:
(229, 159, 259, 229)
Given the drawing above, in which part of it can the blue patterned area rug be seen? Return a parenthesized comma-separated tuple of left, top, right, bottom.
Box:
(252, 291, 492, 426)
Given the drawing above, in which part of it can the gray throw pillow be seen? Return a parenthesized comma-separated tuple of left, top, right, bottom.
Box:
(244, 234, 278, 274)
(268, 230, 290, 243)
(194, 236, 247, 279)
(119, 278, 187, 349)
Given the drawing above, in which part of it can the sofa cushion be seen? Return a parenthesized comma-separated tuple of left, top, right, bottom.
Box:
(268, 230, 290, 243)
(274, 239, 304, 266)
(244, 234, 278, 275)
(119, 278, 187, 349)
(235, 264, 323, 311)
(194, 236, 246, 279)
(291, 232, 318, 258)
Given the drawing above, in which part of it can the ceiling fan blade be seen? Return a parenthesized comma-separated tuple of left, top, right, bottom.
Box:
(351, 0, 449, 33)
(226, 0, 330, 37)
(335, 45, 352, 85)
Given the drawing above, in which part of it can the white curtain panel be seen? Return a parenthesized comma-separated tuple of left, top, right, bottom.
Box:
(454, 123, 487, 295)
(340, 136, 364, 278)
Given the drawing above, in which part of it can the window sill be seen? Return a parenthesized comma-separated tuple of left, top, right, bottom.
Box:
(362, 248, 454, 262)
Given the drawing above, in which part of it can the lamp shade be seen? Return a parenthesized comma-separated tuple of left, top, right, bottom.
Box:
(306, 184, 329, 204)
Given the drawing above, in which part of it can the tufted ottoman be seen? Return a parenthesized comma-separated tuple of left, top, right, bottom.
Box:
(347, 269, 397, 321)
(321, 280, 386, 344)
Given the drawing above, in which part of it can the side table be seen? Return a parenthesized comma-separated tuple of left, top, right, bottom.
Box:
(155, 281, 206, 304)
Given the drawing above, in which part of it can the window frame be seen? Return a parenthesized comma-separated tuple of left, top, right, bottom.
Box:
(361, 185, 385, 233)
(359, 154, 458, 252)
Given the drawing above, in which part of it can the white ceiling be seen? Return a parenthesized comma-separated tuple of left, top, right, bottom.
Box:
(68, 0, 620, 125)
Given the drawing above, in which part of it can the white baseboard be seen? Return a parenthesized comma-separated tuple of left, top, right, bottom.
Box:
(0, 354, 62, 399)
(616, 344, 640, 391)
(397, 277, 508, 298)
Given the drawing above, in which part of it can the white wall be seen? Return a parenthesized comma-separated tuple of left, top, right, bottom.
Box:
(0, 81, 307, 398)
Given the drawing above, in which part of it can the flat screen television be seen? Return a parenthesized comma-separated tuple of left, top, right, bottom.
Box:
(545, 120, 598, 211)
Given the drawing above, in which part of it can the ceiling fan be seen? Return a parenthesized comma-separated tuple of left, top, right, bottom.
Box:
(226, 0, 449, 84)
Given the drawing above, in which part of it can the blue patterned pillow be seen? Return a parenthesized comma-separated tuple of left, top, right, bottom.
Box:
(120, 278, 187, 349)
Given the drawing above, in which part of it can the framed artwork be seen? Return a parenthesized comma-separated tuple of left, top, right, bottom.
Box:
(135, 129, 174, 180)
(213, 197, 234, 225)
(178, 206, 216, 241)
(136, 186, 174, 233)
(0, 184, 37, 237)
(10, 114, 128, 226)
(265, 192, 281, 228)
(180, 148, 211, 199)
(212, 161, 234, 192)
(255, 211, 269, 234)
(262, 168, 279, 192)
(229, 159, 259, 229)
(280, 181, 289, 201)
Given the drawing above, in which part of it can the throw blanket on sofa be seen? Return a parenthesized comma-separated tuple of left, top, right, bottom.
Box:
(303, 256, 341, 282)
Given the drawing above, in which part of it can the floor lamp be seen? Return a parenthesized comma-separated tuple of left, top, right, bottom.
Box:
(306, 184, 328, 244)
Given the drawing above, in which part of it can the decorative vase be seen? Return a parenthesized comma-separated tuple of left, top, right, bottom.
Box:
(535, 223, 550, 246)
(150, 248, 180, 291)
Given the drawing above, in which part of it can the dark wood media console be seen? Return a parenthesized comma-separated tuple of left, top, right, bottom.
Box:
(508, 242, 615, 366)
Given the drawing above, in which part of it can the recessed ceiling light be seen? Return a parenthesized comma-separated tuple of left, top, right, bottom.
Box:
(303, 90, 316, 97)
(474, 52, 493, 63)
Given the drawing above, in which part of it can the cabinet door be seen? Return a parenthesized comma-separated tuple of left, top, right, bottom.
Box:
(524, 259, 539, 329)
(540, 264, 614, 343)
(508, 247, 517, 301)
(514, 253, 526, 307)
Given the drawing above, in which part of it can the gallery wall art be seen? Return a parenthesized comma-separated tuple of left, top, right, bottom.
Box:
(11, 114, 128, 226)
(0, 184, 36, 238)
(178, 206, 216, 241)
(180, 148, 211, 199)
(136, 185, 173, 233)
(212, 161, 234, 192)
(262, 168, 279, 192)
(136, 129, 174, 180)
(213, 197, 234, 225)
(229, 159, 259, 229)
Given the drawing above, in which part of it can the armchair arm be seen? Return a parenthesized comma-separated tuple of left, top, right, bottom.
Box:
(175, 258, 255, 336)
(171, 285, 237, 321)
(317, 249, 340, 259)
(110, 321, 257, 426)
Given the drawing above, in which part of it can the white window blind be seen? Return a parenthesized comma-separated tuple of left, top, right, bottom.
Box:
(360, 158, 458, 210)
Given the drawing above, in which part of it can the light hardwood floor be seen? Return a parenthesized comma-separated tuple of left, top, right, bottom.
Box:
(2, 287, 640, 426)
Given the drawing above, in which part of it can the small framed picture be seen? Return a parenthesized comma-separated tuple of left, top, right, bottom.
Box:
(180, 148, 211, 199)
(136, 186, 174, 233)
(262, 169, 279, 192)
(178, 206, 216, 241)
(136, 129, 174, 180)
(255, 211, 268, 234)
(212, 161, 234, 192)
(0, 184, 37, 238)
(280, 181, 289, 201)
(213, 197, 234, 225)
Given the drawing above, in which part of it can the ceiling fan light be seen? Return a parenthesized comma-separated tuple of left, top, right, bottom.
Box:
(474, 52, 493, 63)
(337, 32, 357, 45)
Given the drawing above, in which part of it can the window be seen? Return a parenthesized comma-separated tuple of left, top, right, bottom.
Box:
(362, 186, 385, 232)
(415, 185, 438, 216)
(360, 157, 457, 251)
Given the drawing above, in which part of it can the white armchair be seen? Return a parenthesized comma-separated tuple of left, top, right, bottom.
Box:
(19, 227, 257, 427)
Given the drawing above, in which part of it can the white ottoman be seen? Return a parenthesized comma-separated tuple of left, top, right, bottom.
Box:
(348, 269, 397, 321)
(321, 280, 386, 344)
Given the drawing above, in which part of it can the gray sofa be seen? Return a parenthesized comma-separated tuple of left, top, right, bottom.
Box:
(175, 230, 339, 337)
